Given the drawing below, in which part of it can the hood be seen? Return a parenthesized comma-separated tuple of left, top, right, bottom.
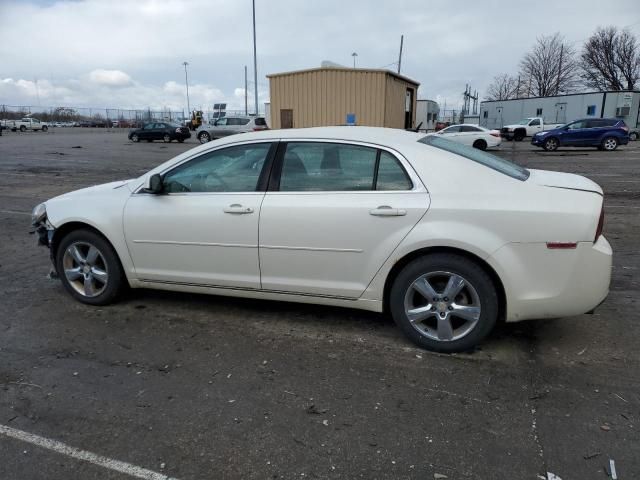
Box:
(527, 169, 602, 195)
(52, 180, 133, 200)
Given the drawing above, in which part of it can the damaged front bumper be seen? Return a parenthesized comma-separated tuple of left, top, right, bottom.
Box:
(31, 203, 58, 276)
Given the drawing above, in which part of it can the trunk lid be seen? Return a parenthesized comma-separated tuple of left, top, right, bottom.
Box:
(527, 169, 602, 195)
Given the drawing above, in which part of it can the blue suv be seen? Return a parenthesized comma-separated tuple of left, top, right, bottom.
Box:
(532, 118, 629, 152)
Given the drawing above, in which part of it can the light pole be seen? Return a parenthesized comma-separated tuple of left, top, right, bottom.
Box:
(182, 61, 190, 118)
(252, 0, 259, 116)
(351, 52, 358, 68)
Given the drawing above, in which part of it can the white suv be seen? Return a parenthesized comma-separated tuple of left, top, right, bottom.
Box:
(197, 116, 268, 143)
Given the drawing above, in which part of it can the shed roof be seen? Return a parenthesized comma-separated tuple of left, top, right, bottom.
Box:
(267, 67, 419, 87)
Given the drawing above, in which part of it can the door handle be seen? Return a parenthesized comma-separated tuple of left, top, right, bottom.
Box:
(224, 204, 254, 214)
(369, 206, 407, 216)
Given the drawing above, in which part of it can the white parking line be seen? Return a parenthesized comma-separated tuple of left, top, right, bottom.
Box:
(0, 210, 31, 216)
(0, 424, 179, 480)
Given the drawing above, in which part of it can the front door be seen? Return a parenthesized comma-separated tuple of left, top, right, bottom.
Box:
(561, 119, 589, 146)
(280, 109, 293, 129)
(124, 142, 276, 288)
(259, 141, 429, 298)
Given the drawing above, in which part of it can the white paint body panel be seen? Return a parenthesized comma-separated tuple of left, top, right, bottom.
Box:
(429, 124, 501, 148)
(41, 126, 612, 323)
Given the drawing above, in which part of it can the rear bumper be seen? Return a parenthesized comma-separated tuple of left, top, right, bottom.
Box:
(489, 236, 612, 322)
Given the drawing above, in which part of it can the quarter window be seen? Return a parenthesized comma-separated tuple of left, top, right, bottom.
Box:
(162, 143, 272, 193)
(376, 152, 412, 190)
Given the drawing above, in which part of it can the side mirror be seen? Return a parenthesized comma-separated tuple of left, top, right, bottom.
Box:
(142, 173, 164, 194)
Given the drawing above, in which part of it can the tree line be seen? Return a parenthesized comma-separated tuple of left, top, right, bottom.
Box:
(486, 26, 640, 101)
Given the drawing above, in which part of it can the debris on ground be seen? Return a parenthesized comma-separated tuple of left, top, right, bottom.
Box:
(547, 473, 563, 480)
(607, 459, 617, 479)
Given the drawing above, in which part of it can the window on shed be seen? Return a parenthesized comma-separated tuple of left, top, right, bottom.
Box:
(587, 105, 596, 116)
(483, 111, 488, 118)
(536, 108, 543, 116)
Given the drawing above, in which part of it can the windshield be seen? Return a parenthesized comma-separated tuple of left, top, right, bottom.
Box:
(418, 136, 530, 181)
(517, 119, 531, 125)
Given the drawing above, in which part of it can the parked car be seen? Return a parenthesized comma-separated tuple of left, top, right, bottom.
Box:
(531, 118, 629, 152)
(427, 124, 501, 150)
(629, 127, 638, 141)
(128, 122, 191, 143)
(501, 117, 564, 141)
(31, 127, 611, 352)
(1, 117, 48, 132)
(196, 116, 268, 143)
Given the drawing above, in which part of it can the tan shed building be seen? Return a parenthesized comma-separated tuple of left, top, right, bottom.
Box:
(267, 67, 420, 130)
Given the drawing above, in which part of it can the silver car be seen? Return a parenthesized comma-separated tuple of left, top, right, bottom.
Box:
(197, 116, 268, 143)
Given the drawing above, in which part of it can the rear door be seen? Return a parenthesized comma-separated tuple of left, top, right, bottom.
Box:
(258, 141, 429, 298)
(458, 125, 482, 145)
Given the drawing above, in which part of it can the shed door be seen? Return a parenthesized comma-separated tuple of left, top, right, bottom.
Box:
(281, 109, 293, 129)
(555, 103, 567, 124)
(404, 88, 414, 129)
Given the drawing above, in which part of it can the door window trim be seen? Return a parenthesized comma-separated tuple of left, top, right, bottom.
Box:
(266, 139, 426, 194)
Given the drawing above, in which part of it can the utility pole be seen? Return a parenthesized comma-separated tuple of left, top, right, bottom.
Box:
(182, 62, 190, 116)
(244, 65, 248, 116)
(397, 35, 404, 74)
(252, 0, 259, 115)
(556, 44, 564, 95)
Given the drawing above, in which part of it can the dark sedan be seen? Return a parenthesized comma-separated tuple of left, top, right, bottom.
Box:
(531, 118, 629, 151)
(128, 122, 191, 143)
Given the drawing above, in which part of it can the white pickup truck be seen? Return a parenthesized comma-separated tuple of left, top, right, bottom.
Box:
(1, 117, 49, 132)
(500, 117, 563, 141)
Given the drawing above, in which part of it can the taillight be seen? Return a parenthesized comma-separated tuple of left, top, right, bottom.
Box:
(595, 204, 604, 242)
(621, 126, 629, 133)
(490, 132, 500, 137)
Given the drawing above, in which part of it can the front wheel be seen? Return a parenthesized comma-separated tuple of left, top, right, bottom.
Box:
(131, 134, 139, 142)
(42, 125, 48, 132)
(389, 254, 498, 352)
(19, 125, 26, 132)
(629, 132, 638, 141)
(163, 134, 171, 143)
(543, 137, 559, 151)
(602, 136, 618, 151)
(198, 131, 211, 143)
(56, 229, 124, 305)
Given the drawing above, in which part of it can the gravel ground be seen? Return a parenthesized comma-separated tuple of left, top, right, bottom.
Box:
(0, 128, 638, 480)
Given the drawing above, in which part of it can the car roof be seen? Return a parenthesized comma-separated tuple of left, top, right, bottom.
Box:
(211, 126, 425, 147)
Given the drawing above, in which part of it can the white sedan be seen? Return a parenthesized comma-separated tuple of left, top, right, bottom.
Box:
(431, 124, 502, 150)
(32, 127, 611, 352)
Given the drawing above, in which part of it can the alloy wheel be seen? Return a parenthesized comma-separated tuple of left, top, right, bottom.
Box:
(603, 138, 617, 151)
(404, 271, 481, 342)
(62, 242, 109, 297)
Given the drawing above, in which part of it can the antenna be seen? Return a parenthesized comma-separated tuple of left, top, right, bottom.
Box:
(397, 35, 404, 74)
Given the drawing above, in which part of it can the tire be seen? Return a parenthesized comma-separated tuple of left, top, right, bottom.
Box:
(513, 130, 525, 142)
(630, 132, 638, 141)
(602, 136, 618, 151)
(42, 125, 48, 132)
(163, 134, 171, 143)
(389, 254, 498, 353)
(131, 134, 139, 142)
(55, 229, 124, 306)
(543, 137, 559, 152)
(146, 139, 153, 143)
(177, 138, 185, 143)
(198, 131, 211, 144)
(473, 139, 487, 151)
(19, 125, 26, 132)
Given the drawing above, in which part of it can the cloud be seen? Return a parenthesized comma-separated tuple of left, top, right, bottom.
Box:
(88, 69, 133, 87)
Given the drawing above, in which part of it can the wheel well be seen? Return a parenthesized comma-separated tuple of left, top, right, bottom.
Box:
(382, 246, 506, 322)
(51, 222, 110, 260)
(514, 128, 526, 136)
(473, 139, 487, 146)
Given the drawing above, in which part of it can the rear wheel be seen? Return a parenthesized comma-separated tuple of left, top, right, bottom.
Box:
(42, 125, 48, 132)
(56, 229, 124, 305)
(630, 132, 638, 141)
(163, 134, 171, 143)
(543, 137, 559, 151)
(19, 125, 26, 132)
(389, 254, 498, 352)
(198, 131, 211, 144)
(602, 136, 618, 151)
(472, 139, 487, 150)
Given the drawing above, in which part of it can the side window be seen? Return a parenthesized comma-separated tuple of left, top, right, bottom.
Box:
(216, 118, 228, 126)
(529, 119, 540, 126)
(279, 143, 377, 191)
(460, 125, 480, 132)
(441, 125, 461, 133)
(238, 118, 251, 125)
(587, 105, 596, 116)
(567, 120, 586, 130)
(162, 143, 272, 193)
(376, 152, 412, 191)
(144, 124, 154, 130)
(156, 123, 166, 129)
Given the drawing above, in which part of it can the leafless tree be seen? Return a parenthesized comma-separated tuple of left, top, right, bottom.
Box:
(485, 74, 520, 100)
(580, 27, 640, 91)
(519, 33, 578, 97)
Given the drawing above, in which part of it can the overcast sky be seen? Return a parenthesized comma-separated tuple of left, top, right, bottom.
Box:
(0, 0, 638, 114)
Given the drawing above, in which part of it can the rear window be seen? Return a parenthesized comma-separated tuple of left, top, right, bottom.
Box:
(418, 135, 529, 181)
(254, 117, 267, 126)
